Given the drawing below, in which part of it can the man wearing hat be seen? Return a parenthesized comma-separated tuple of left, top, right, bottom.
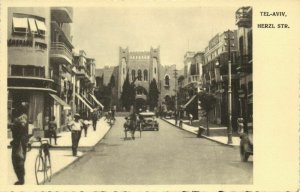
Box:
(10, 102, 29, 185)
(67, 113, 83, 156)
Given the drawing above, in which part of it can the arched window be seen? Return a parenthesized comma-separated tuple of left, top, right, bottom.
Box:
(165, 75, 170, 86)
(132, 70, 136, 81)
(154, 67, 156, 74)
(138, 69, 142, 81)
(144, 70, 148, 81)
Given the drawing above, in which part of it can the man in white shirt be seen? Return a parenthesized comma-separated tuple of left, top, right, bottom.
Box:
(68, 113, 83, 156)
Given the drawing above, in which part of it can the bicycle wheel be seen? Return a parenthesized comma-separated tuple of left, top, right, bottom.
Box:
(44, 154, 52, 182)
(35, 155, 45, 185)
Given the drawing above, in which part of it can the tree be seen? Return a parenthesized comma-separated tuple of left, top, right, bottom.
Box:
(148, 79, 160, 110)
(109, 75, 115, 88)
(107, 75, 115, 107)
(120, 72, 132, 111)
(198, 91, 217, 136)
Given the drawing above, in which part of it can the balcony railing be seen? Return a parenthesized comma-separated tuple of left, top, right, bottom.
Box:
(50, 42, 73, 64)
(184, 75, 201, 87)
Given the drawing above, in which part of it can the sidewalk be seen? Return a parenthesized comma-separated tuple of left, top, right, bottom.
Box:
(7, 117, 111, 185)
(8, 117, 111, 150)
(162, 118, 240, 147)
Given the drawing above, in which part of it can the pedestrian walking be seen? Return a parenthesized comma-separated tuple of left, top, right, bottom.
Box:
(68, 113, 83, 156)
(10, 102, 29, 185)
(189, 113, 193, 125)
(92, 110, 98, 131)
(112, 105, 116, 120)
(82, 117, 90, 137)
(48, 116, 57, 145)
(129, 112, 137, 140)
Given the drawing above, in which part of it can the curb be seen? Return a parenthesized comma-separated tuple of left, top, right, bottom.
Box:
(161, 118, 238, 148)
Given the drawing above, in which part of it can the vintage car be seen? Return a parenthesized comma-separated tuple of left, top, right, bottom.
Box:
(139, 112, 159, 131)
(239, 119, 253, 162)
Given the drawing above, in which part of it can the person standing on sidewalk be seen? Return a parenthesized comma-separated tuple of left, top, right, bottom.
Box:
(92, 110, 98, 131)
(189, 113, 193, 125)
(174, 110, 178, 126)
(48, 116, 57, 145)
(82, 115, 90, 137)
(10, 102, 29, 185)
(68, 113, 83, 156)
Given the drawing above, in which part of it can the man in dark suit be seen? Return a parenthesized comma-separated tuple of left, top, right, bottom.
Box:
(11, 102, 29, 185)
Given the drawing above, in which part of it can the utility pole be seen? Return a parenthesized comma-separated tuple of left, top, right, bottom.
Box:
(224, 29, 234, 144)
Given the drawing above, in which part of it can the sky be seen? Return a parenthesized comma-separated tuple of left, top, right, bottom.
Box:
(71, 6, 238, 69)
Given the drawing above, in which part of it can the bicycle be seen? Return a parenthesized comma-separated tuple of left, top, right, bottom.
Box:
(28, 137, 52, 185)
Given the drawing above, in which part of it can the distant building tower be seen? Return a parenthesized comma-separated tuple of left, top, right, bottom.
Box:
(117, 47, 161, 110)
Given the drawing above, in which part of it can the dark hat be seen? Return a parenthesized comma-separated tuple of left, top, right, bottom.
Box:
(74, 113, 80, 118)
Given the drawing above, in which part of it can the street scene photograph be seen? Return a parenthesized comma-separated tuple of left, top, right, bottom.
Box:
(7, 5, 253, 185)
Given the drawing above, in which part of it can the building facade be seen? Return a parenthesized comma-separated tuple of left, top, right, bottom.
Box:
(7, 7, 101, 137)
(117, 47, 158, 110)
(7, 7, 53, 132)
(94, 47, 178, 111)
(202, 30, 240, 129)
(50, 7, 74, 131)
(235, 6, 253, 130)
(178, 51, 204, 119)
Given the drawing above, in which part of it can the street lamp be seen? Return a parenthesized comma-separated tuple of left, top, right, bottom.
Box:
(224, 29, 234, 144)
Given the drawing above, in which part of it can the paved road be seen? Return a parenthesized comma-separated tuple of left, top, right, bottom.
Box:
(49, 117, 252, 184)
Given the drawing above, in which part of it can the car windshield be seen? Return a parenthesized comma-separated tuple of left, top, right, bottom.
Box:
(143, 116, 154, 120)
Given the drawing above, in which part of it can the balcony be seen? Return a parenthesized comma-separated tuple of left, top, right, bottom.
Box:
(51, 21, 73, 48)
(50, 42, 73, 65)
(8, 76, 55, 93)
(184, 75, 202, 87)
(75, 67, 90, 82)
(235, 7, 252, 28)
(51, 7, 73, 23)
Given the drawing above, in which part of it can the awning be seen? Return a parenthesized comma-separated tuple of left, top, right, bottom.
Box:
(182, 95, 197, 109)
(28, 18, 38, 33)
(49, 93, 71, 110)
(75, 93, 94, 112)
(89, 93, 104, 108)
(13, 17, 28, 31)
(35, 20, 47, 31)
